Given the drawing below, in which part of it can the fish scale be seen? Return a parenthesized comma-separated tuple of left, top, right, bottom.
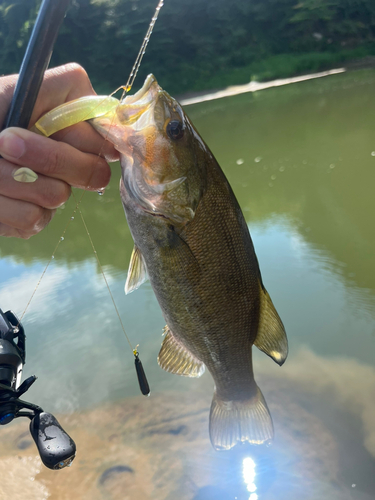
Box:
(176, 167, 260, 395)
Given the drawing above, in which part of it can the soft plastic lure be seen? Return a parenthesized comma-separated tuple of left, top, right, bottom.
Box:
(31, 95, 119, 137)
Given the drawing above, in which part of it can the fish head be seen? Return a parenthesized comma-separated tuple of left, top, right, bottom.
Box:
(91, 74, 208, 225)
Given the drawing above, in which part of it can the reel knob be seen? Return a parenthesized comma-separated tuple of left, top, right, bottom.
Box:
(30, 412, 76, 469)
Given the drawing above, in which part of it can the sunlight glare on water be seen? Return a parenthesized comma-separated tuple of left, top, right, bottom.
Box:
(243, 457, 257, 497)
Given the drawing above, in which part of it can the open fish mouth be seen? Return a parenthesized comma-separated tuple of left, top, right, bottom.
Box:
(121, 74, 158, 105)
(118, 74, 160, 125)
(88, 74, 161, 141)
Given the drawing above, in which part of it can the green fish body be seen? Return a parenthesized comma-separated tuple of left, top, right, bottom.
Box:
(91, 74, 288, 450)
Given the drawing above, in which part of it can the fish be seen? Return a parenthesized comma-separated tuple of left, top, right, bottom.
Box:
(89, 74, 288, 450)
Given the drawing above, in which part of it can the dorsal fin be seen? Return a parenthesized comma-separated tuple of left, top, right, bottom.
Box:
(125, 245, 148, 295)
(254, 287, 288, 366)
(158, 326, 205, 378)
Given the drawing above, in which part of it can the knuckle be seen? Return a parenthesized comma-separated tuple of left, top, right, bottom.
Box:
(0, 217, 37, 238)
(63, 63, 90, 86)
(43, 146, 64, 176)
(42, 182, 71, 209)
(87, 158, 111, 190)
(17, 229, 34, 240)
(99, 160, 112, 186)
(0, 75, 18, 126)
(0, 160, 9, 183)
(54, 182, 71, 208)
(23, 206, 52, 232)
(0, 223, 13, 238)
(23, 206, 44, 230)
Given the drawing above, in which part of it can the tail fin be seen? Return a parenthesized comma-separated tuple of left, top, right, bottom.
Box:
(209, 385, 273, 451)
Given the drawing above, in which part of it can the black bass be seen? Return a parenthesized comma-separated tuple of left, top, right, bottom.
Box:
(90, 74, 288, 450)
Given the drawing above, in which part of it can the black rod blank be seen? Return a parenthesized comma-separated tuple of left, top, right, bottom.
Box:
(4, 0, 71, 130)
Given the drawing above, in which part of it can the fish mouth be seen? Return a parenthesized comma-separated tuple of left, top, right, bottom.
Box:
(118, 74, 160, 125)
(121, 74, 158, 104)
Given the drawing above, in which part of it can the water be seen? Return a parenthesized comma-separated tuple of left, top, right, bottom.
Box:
(1, 69, 375, 499)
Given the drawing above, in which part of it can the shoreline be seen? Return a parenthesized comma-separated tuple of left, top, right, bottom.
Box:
(177, 55, 375, 106)
(179, 67, 346, 106)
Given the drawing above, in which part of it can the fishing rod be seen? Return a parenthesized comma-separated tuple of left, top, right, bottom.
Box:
(0, 0, 76, 470)
(3, 0, 71, 130)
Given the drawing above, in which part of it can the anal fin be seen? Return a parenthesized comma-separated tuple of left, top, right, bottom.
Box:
(254, 287, 288, 366)
(125, 245, 148, 295)
(157, 326, 205, 378)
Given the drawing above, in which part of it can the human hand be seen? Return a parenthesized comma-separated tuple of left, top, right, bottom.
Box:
(0, 63, 119, 239)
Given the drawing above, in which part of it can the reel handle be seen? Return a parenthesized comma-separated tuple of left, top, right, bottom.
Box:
(30, 412, 76, 470)
(0, 308, 76, 470)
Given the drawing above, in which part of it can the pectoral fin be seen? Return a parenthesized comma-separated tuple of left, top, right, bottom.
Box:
(254, 287, 288, 366)
(125, 245, 148, 294)
(158, 326, 205, 377)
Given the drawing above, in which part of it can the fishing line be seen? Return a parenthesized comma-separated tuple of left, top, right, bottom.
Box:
(120, 0, 164, 100)
(71, 191, 133, 353)
(18, 189, 85, 324)
(72, 192, 150, 396)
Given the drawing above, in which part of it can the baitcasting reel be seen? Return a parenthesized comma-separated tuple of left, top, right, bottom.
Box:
(0, 308, 76, 469)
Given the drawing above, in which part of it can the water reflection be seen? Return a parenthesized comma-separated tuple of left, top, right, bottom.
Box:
(2, 219, 373, 412)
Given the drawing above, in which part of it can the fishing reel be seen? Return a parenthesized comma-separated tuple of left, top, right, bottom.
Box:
(0, 308, 76, 469)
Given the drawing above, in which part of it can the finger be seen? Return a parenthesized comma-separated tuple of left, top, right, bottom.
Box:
(0, 128, 111, 190)
(31, 64, 98, 125)
(0, 74, 18, 126)
(0, 64, 97, 128)
(0, 194, 54, 234)
(38, 65, 119, 161)
(0, 222, 37, 239)
(52, 121, 120, 162)
(0, 64, 119, 162)
(0, 158, 71, 209)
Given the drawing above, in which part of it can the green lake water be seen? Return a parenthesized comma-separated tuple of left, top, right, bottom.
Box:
(1, 69, 375, 499)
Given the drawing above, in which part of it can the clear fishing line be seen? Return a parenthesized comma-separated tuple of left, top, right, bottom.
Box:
(120, 0, 164, 100)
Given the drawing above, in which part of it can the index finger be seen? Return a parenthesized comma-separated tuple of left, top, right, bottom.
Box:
(30, 64, 98, 125)
(0, 64, 119, 162)
(0, 64, 96, 128)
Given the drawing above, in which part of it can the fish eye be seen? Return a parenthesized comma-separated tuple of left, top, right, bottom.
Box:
(166, 120, 184, 140)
